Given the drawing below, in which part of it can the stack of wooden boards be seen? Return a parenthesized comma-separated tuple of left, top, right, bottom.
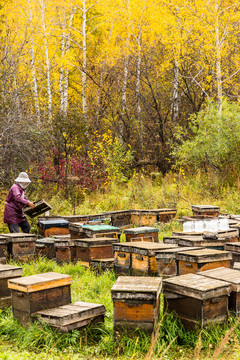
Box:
(0, 266, 106, 332)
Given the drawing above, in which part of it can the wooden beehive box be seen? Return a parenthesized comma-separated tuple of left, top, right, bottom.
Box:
(130, 242, 178, 276)
(130, 210, 158, 227)
(199, 267, 240, 314)
(35, 238, 56, 259)
(54, 238, 76, 263)
(191, 205, 220, 217)
(4, 233, 36, 261)
(177, 235, 229, 250)
(70, 223, 120, 240)
(124, 227, 159, 243)
(156, 208, 177, 222)
(8, 272, 72, 327)
(155, 247, 202, 278)
(225, 242, 240, 266)
(0, 235, 9, 263)
(111, 276, 162, 333)
(233, 262, 240, 270)
(110, 210, 133, 227)
(0, 264, 22, 308)
(163, 273, 231, 329)
(35, 301, 106, 332)
(177, 248, 232, 275)
(37, 219, 69, 238)
(23, 199, 52, 218)
(90, 258, 114, 272)
(113, 242, 134, 275)
(75, 237, 118, 267)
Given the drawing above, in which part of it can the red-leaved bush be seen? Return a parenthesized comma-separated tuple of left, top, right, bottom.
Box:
(36, 154, 108, 193)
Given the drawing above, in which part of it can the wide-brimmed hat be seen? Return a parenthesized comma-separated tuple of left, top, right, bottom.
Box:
(14, 172, 31, 183)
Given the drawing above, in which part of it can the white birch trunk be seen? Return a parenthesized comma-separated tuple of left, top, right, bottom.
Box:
(28, 0, 41, 126)
(120, 55, 129, 143)
(82, 0, 87, 131)
(215, 6, 222, 114)
(60, 8, 75, 117)
(172, 60, 179, 122)
(136, 33, 142, 154)
(40, 0, 52, 124)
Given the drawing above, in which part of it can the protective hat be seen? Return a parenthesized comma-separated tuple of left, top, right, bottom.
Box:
(14, 172, 31, 183)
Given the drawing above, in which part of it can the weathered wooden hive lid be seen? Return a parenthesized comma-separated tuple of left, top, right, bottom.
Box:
(163, 273, 231, 300)
(0, 264, 22, 278)
(199, 267, 240, 291)
(155, 247, 202, 259)
(111, 276, 162, 299)
(4, 233, 37, 242)
(192, 205, 220, 211)
(36, 301, 106, 325)
(111, 209, 133, 215)
(54, 238, 75, 247)
(225, 242, 240, 251)
(8, 272, 72, 293)
(50, 234, 71, 240)
(129, 242, 178, 256)
(131, 209, 159, 215)
(75, 237, 119, 247)
(177, 248, 232, 262)
(36, 238, 55, 245)
(172, 231, 204, 237)
(112, 241, 143, 253)
(152, 208, 177, 213)
(233, 262, 240, 270)
(0, 234, 9, 244)
(82, 224, 120, 232)
(37, 219, 69, 229)
(218, 229, 238, 237)
(124, 227, 159, 234)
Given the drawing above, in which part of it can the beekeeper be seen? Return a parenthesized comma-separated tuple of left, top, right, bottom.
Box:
(4, 172, 35, 233)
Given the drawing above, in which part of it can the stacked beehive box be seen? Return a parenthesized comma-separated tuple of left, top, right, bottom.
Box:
(111, 276, 162, 333)
(4, 233, 36, 261)
(75, 237, 119, 269)
(191, 205, 220, 217)
(124, 226, 159, 243)
(0, 264, 22, 308)
(163, 273, 231, 329)
(113, 242, 178, 276)
(69, 223, 121, 240)
(37, 219, 69, 237)
(199, 267, 240, 314)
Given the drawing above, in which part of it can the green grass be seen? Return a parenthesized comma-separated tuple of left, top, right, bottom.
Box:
(0, 256, 239, 360)
(2, 172, 240, 358)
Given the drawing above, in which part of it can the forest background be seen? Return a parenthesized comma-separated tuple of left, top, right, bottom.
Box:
(1, 0, 240, 203)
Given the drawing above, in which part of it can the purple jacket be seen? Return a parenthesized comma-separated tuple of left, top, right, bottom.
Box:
(4, 183, 29, 224)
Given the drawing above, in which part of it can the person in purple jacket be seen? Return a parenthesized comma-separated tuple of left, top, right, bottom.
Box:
(4, 172, 35, 233)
